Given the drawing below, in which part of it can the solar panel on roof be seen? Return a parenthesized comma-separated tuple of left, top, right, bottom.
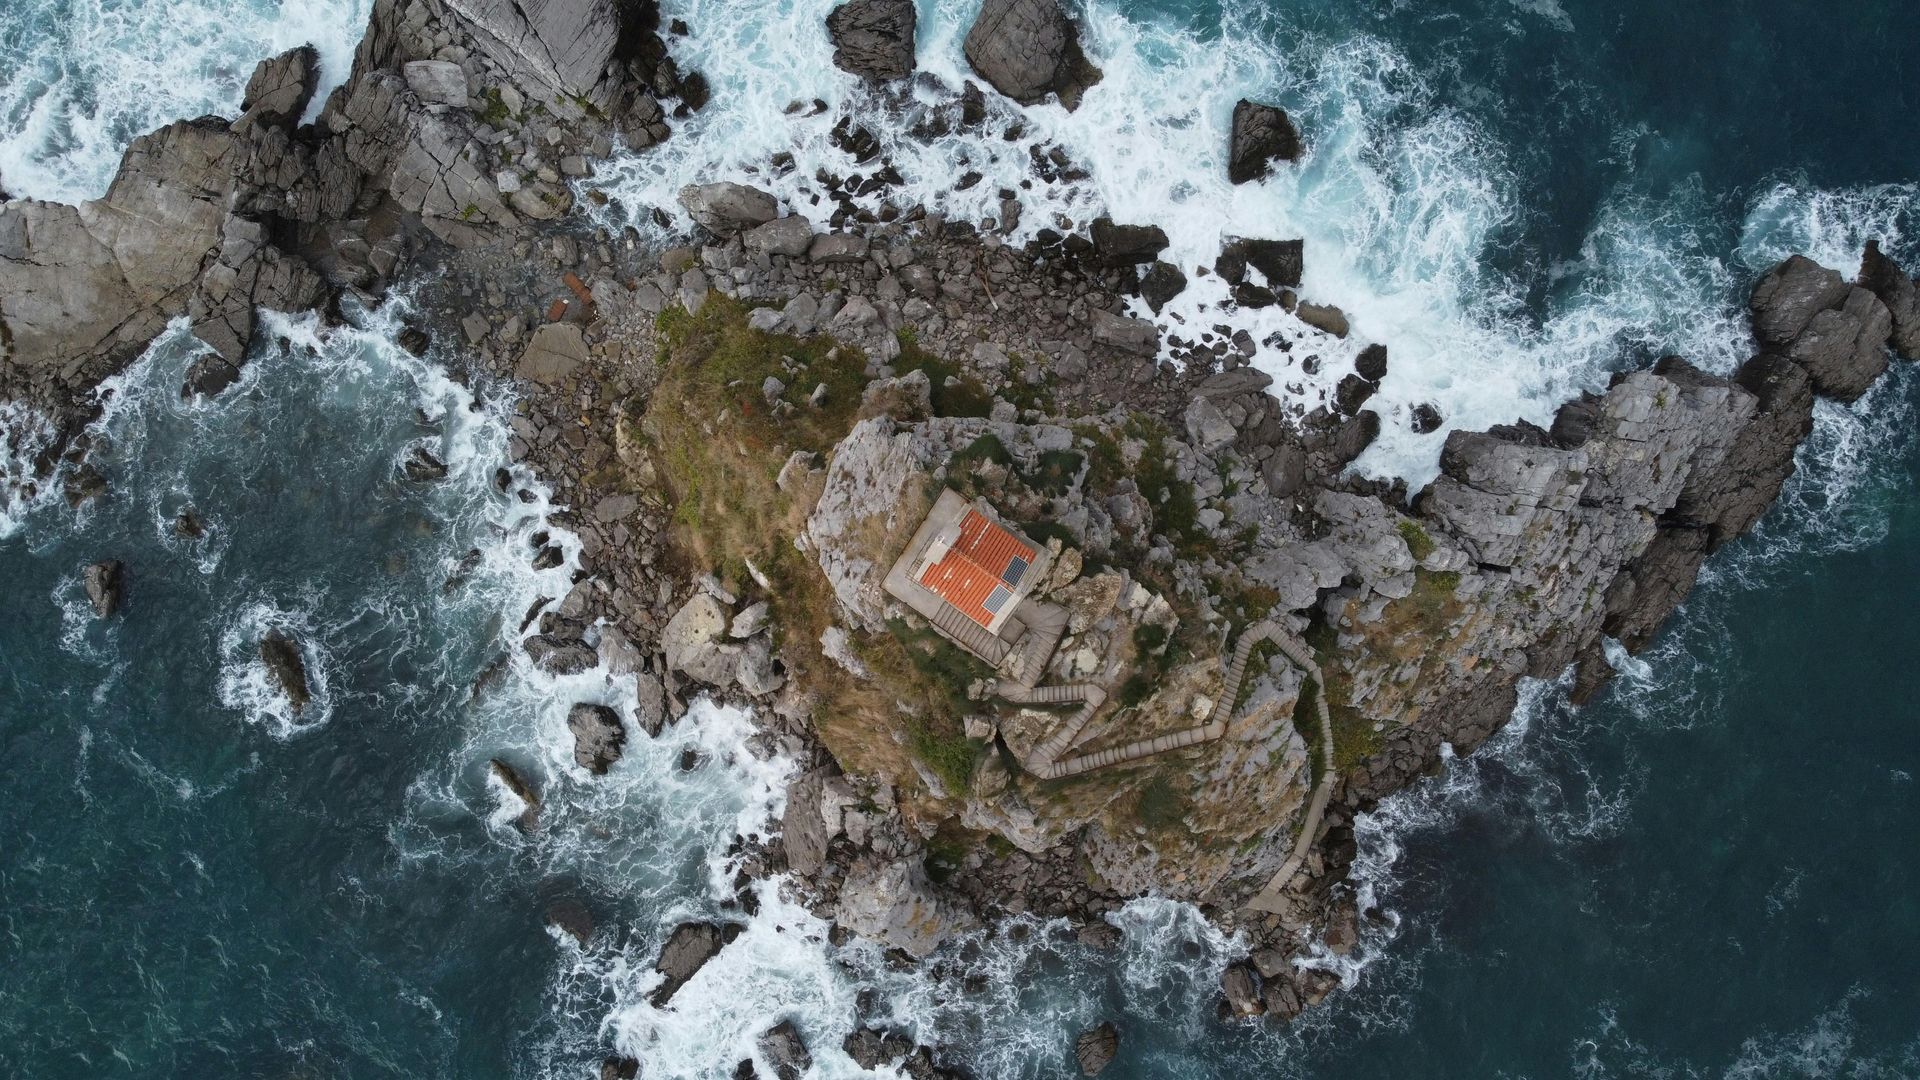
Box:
(1001, 555, 1028, 586)
(984, 585, 1013, 615)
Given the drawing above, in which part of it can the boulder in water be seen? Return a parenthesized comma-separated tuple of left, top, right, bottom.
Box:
(1215, 237, 1303, 287)
(599, 1058, 639, 1080)
(963, 0, 1102, 110)
(174, 508, 206, 538)
(63, 464, 108, 508)
(827, 0, 918, 81)
(650, 921, 727, 1006)
(1074, 1021, 1119, 1075)
(525, 634, 597, 674)
(1355, 342, 1389, 381)
(1410, 402, 1444, 435)
(757, 1020, 812, 1080)
(488, 758, 541, 831)
(181, 353, 243, 399)
(82, 559, 125, 618)
(1750, 254, 1850, 352)
(259, 630, 310, 713)
(544, 895, 594, 947)
(1228, 99, 1303, 185)
(566, 703, 626, 775)
(1296, 301, 1350, 338)
(1784, 286, 1891, 402)
(1140, 261, 1187, 314)
(403, 444, 449, 482)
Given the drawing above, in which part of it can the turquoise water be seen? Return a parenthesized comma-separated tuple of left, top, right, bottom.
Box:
(4, 0, 1920, 1076)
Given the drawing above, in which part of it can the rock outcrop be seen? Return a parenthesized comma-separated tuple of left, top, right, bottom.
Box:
(1858, 240, 1920, 358)
(650, 921, 727, 1006)
(1227, 99, 1302, 184)
(833, 856, 978, 957)
(964, 0, 1102, 110)
(259, 630, 311, 713)
(82, 560, 125, 618)
(566, 703, 626, 775)
(1750, 254, 1891, 401)
(827, 0, 917, 81)
(757, 1020, 812, 1080)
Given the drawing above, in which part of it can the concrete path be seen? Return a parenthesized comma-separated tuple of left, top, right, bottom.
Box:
(1001, 621, 1327, 788)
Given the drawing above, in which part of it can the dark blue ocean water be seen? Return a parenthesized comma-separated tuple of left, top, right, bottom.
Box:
(3, 1, 1919, 1077)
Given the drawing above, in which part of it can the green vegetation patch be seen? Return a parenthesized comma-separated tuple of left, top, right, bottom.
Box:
(1397, 519, 1435, 562)
(894, 332, 994, 418)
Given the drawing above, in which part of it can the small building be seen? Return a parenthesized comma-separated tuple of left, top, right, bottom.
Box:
(883, 489, 1067, 687)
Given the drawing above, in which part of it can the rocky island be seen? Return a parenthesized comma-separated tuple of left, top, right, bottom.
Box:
(5, 0, 1916, 1074)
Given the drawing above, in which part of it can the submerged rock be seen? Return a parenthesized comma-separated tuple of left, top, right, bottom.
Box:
(259, 630, 310, 713)
(1074, 1021, 1119, 1075)
(82, 559, 125, 618)
(487, 757, 541, 831)
(402, 444, 449, 482)
(566, 703, 626, 775)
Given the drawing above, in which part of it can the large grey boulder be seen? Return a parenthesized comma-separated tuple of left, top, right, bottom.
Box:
(663, 592, 743, 686)
(188, 213, 328, 362)
(834, 855, 977, 957)
(516, 323, 589, 385)
(566, 703, 626, 775)
(744, 215, 814, 257)
(827, 0, 918, 81)
(678, 182, 779, 233)
(964, 0, 1102, 110)
(1227, 99, 1303, 184)
(336, 72, 518, 247)
(1858, 240, 1920, 358)
(1088, 308, 1159, 356)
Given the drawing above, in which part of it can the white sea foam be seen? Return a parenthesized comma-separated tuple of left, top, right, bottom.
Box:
(0, 0, 370, 203)
(0, 401, 60, 539)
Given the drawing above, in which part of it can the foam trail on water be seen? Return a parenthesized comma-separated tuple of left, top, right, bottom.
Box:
(0, 0, 370, 203)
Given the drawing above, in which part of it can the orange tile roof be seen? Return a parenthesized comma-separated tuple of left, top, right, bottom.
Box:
(918, 510, 1037, 628)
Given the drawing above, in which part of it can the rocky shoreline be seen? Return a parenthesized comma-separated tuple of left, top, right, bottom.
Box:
(6, 0, 1918, 1074)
